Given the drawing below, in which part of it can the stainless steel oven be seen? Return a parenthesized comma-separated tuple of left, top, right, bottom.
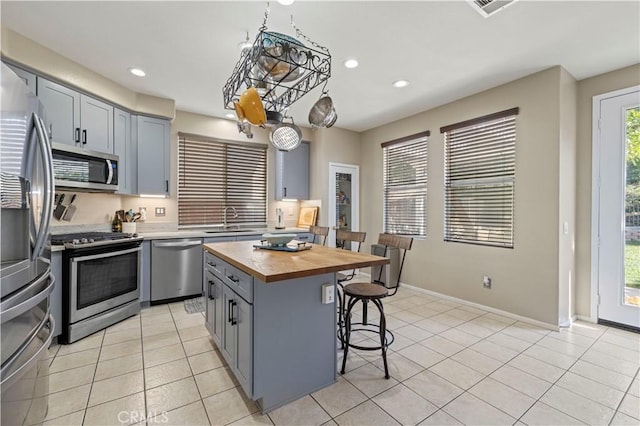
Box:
(57, 233, 142, 343)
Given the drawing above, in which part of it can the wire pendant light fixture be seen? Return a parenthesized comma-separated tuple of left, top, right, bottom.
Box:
(222, 2, 335, 150)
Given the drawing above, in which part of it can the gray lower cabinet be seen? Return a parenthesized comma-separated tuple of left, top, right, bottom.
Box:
(37, 78, 114, 153)
(204, 249, 254, 398)
(136, 116, 170, 196)
(221, 279, 253, 397)
(275, 141, 309, 200)
(114, 108, 136, 194)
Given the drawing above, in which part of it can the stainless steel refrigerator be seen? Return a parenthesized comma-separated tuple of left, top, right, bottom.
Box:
(1, 63, 55, 425)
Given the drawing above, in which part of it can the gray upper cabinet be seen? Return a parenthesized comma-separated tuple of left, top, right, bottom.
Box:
(80, 95, 114, 153)
(37, 78, 80, 147)
(37, 77, 114, 154)
(114, 108, 136, 194)
(275, 141, 310, 200)
(136, 115, 170, 196)
(6, 64, 36, 91)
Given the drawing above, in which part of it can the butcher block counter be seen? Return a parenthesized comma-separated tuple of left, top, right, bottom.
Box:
(202, 240, 389, 413)
(203, 240, 389, 282)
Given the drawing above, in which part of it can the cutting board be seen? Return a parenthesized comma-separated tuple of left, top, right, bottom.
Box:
(297, 207, 318, 228)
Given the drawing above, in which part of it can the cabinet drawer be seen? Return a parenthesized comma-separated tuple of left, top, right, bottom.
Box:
(223, 263, 253, 303)
(204, 251, 225, 279)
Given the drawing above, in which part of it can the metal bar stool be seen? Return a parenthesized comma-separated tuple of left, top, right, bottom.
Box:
(309, 225, 329, 246)
(335, 230, 367, 347)
(339, 233, 413, 379)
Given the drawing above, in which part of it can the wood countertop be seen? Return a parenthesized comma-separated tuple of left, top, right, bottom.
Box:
(203, 240, 390, 283)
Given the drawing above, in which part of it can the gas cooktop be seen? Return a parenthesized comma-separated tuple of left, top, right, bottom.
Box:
(51, 232, 142, 248)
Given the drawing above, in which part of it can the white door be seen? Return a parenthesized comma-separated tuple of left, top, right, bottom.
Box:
(328, 163, 359, 248)
(595, 87, 640, 328)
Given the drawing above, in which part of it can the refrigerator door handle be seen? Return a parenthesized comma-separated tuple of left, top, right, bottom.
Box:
(30, 113, 54, 261)
(0, 273, 54, 324)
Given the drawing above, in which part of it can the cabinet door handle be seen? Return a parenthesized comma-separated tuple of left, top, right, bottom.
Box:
(82, 129, 87, 145)
(208, 281, 214, 300)
(231, 301, 237, 325)
(227, 275, 239, 284)
(228, 299, 233, 323)
(284, 187, 287, 197)
(75, 127, 80, 143)
(166, 180, 169, 193)
(207, 262, 217, 268)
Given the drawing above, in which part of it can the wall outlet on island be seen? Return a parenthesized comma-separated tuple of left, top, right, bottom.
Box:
(321, 283, 334, 304)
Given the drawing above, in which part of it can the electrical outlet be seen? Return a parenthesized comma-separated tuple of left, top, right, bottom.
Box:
(322, 283, 335, 304)
(139, 207, 147, 221)
(483, 276, 492, 289)
(155, 207, 166, 217)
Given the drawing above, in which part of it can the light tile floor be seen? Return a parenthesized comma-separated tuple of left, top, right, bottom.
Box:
(37, 287, 639, 425)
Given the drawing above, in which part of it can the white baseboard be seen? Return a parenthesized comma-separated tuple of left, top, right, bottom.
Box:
(352, 272, 560, 331)
(399, 283, 560, 332)
(576, 315, 597, 324)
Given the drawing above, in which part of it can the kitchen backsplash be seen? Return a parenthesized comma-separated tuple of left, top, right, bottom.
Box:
(51, 191, 322, 232)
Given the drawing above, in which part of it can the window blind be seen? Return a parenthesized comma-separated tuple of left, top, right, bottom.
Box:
(442, 109, 518, 248)
(178, 133, 267, 227)
(382, 132, 429, 237)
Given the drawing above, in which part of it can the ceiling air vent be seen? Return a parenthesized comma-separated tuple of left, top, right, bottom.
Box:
(469, 0, 518, 17)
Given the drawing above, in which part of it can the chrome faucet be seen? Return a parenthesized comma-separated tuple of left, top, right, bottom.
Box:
(223, 206, 238, 229)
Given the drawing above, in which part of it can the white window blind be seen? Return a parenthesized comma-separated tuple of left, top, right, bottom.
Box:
(178, 133, 267, 227)
(441, 108, 518, 248)
(382, 131, 429, 237)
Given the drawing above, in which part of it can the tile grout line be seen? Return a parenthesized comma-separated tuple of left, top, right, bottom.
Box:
(608, 356, 640, 425)
(81, 329, 106, 425)
(514, 325, 614, 425)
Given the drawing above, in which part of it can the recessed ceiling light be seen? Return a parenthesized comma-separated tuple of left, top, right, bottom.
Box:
(392, 80, 409, 88)
(128, 67, 146, 77)
(277, 0, 295, 5)
(225, 113, 236, 119)
(344, 59, 359, 69)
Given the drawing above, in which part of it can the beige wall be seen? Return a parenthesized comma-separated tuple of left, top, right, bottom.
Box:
(574, 64, 640, 319)
(558, 68, 578, 326)
(309, 127, 362, 226)
(361, 67, 566, 326)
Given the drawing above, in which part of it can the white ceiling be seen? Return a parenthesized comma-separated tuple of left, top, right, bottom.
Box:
(2, 1, 639, 132)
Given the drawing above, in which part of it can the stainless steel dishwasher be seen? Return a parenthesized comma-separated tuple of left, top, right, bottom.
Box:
(151, 238, 203, 302)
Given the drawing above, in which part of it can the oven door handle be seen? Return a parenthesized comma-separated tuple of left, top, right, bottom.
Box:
(71, 246, 142, 263)
(0, 273, 54, 324)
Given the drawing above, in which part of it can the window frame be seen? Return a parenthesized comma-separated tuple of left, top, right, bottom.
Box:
(440, 107, 519, 248)
(177, 132, 267, 228)
(381, 130, 430, 237)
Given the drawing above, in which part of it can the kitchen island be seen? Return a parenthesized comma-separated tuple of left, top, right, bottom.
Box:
(202, 240, 389, 413)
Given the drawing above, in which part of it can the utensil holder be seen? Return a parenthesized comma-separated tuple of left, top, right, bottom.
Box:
(122, 222, 136, 234)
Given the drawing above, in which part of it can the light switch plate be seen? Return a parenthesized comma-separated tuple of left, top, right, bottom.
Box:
(322, 283, 334, 304)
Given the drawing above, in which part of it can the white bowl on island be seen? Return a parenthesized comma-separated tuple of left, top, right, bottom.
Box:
(261, 233, 297, 247)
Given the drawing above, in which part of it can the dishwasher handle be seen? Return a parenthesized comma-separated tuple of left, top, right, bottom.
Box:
(153, 240, 202, 248)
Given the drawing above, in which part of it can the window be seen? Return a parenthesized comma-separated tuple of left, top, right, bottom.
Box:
(382, 131, 429, 237)
(178, 133, 267, 227)
(441, 107, 518, 248)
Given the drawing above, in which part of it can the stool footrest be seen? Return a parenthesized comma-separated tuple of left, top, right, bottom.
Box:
(345, 323, 394, 351)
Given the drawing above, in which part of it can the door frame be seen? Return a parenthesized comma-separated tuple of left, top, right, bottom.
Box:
(328, 162, 359, 248)
(590, 85, 640, 323)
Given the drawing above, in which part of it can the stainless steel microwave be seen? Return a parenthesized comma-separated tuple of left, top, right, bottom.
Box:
(51, 143, 118, 191)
